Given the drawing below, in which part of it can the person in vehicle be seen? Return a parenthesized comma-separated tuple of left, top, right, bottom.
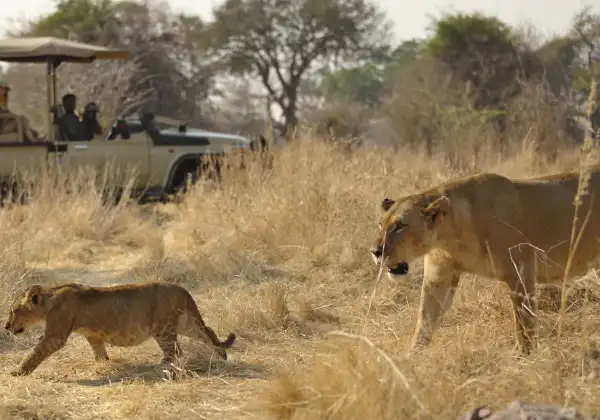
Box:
(0, 81, 39, 141)
(57, 93, 85, 141)
(81, 102, 103, 140)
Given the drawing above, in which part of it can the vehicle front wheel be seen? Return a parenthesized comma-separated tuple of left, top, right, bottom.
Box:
(169, 157, 221, 199)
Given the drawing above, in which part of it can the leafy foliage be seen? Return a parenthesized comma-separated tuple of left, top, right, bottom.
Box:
(28, 0, 115, 42)
(3, 0, 600, 145)
(424, 12, 541, 111)
(319, 64, 384, 108)
(317, 39, 424, 108)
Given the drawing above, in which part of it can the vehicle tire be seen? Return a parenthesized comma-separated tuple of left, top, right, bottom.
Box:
(0, 180, 27, 207)
(101, 187, 124, 206)
(172, 169, 198, 196)
(169, 160, 200, 197)
(168, 156, 222, 201)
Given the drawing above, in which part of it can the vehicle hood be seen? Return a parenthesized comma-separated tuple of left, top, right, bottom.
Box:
(163, 128, 251, 147)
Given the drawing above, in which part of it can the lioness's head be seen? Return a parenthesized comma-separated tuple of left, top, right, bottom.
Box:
(370, 194, 451, 279)
(4, 285, 48, 335)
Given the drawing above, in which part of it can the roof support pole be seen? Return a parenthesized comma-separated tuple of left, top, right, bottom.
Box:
(46, 60, 56, 142)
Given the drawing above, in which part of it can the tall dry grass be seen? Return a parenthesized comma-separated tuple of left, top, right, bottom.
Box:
(163, 136, 597, 419)
(0, 127, 596, 418)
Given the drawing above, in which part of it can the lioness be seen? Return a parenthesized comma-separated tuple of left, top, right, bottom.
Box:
(4, 282, 236, 376)
(370, 166, 600, 354)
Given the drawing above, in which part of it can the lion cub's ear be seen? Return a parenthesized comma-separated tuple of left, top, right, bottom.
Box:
(25, 285, 44, 306)
(381, 198, 395, 212)
(421, 196, 450, 227)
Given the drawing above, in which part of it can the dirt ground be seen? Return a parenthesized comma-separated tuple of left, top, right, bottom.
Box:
(0, 139, 600, 420)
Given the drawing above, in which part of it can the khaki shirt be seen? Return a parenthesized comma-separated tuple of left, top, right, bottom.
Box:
(0, 106, 20, 135)
(0, 106, 37, 141)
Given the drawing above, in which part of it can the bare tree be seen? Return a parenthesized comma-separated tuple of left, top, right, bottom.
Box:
(205, 0, 392, 137)
(107, 1, 215, 124)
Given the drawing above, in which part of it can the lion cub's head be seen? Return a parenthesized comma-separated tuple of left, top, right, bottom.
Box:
(370, 194, 451, 279)
(4, 285, 49, 335)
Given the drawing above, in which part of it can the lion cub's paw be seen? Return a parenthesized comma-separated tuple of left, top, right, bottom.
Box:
(9, 369, 27, 377)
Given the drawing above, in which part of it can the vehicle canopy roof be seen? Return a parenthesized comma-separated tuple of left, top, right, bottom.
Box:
(0, 36, 131, 141)
(0, 36, 130, 63)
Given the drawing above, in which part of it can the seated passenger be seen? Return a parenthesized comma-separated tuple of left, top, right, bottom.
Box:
(57, 93, 85, 141)
(81, 102, 103, 140)
(0, 82, 39, 141)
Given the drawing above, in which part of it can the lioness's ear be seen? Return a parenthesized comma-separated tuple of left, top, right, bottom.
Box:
(25, 285, 44, 306)
(421, 196, 450, 226)
(381, 198, 395, 212)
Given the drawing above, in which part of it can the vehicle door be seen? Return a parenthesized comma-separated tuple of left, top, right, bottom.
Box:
(61, 129, 152, 189)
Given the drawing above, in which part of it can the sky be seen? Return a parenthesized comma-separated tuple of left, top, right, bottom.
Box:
(2, 0, 599, 43)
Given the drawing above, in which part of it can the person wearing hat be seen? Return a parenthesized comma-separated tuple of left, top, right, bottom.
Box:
(0, 78, 39, 141)
(81, 101, 103, 140)
(56, 93, 86, 141)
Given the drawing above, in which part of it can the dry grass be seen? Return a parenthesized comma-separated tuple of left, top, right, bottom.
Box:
(0, 135, 599, 419)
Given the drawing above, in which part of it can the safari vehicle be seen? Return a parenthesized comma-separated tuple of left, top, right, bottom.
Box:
(0, 36, 251, 202)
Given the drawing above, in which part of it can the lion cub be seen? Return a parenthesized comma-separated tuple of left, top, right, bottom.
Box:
(4, 282, 236, 376)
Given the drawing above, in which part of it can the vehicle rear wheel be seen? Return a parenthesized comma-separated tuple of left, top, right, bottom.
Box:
(171, 167, 199, 197)
(0, 180, 27, 207)
(101, 187, 124, 206)
(169, 156, 221, 199)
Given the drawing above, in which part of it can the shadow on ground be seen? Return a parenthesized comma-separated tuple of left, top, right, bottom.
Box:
(65, 357, 270, 386)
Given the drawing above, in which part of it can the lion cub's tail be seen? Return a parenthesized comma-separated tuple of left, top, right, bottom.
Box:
(203, 327, 236, 349)
(185, 291, 236, 349)
(221, 332, 236, 348)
